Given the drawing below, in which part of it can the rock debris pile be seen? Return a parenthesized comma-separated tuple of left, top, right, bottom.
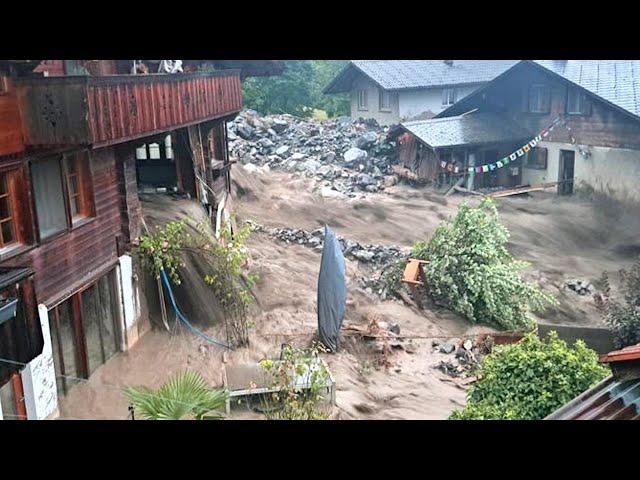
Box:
(564, 278, 596, 296)
(228, 110, 399, 198)
(433, 338, 484, 379)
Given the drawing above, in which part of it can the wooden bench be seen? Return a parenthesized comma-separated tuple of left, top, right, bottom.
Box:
(402, 258, 428, 308)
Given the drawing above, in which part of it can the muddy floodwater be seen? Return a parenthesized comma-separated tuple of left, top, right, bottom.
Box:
(59, 165, 640, 420)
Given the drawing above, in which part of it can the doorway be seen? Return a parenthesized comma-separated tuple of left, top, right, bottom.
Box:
(49, 269, 121, 397)
(558, 150, 575, 195)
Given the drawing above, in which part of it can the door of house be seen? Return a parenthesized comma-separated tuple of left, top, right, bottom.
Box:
(558, 150, 575, 195)
(49, 270, 121, 397)
(0, 373, 27, 420)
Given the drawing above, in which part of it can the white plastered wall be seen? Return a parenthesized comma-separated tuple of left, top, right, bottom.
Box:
(398, 84, 479, 121)
(522, 141, 640, 203)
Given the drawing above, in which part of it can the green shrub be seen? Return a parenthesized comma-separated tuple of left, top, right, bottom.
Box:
(595, 257, 640, 349)
(419, 197, 555, 330)
(450, 332, 609, 420)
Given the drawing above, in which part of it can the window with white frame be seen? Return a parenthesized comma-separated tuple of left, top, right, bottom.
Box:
(379, 88, 391, 111)
(442, 88, 457, 106)
(357, 89, 368, 110)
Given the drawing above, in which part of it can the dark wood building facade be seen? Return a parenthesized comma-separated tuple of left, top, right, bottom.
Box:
(0, 59, 261, 419)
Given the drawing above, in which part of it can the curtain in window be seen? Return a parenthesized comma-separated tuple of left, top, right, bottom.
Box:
(31, 158, 67, 239)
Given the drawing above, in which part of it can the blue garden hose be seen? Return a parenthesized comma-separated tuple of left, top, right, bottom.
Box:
(160, 268, 232, 350)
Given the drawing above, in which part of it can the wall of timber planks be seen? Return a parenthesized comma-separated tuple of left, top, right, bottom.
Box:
(3, 147, 124, 306)
(0, 77, 26, 157)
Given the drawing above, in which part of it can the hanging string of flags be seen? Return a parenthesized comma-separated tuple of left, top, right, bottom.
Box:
(439, 116, 567, 174)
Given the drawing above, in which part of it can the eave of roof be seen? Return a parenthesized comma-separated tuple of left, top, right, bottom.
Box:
(600, 343, 640, 363)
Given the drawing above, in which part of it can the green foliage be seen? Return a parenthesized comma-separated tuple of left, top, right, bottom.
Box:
(595, 257, 640, 349)
(135, 218, 256, 347)
(259, 344, 331, 420)
(137, 221, 189, 285)
(449, 332, 609, 420)
(419, 198, 555, 330)
(198, 222, 256, 347)
(242, 60, 349, 118)
(124, 371, 228, 420)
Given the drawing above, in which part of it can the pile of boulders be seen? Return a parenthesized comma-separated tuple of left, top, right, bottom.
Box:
(228, 110, 399, 197)
(256, 223, 406, 268)
(564, 278, 595, 296)
(433, 338, 483, 379)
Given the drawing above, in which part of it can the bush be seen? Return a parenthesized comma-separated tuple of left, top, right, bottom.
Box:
(419, 197, 555, 330)
(595, 257, 640, 349)
(449, 332, 609, 420)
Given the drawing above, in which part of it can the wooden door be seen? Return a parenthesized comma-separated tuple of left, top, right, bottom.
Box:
(558, 150, 575, 195)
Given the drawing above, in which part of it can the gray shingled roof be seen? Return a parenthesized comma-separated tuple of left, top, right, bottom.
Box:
(532, 60, 640, 118)
(324, 60, 518, 93)
(401, 112, 532, 149)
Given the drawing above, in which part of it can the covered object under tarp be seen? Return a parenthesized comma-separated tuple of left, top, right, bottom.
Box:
(317, 226, 346, 352)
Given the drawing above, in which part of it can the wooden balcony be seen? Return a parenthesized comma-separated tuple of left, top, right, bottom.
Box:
(17, 70, 243, 148)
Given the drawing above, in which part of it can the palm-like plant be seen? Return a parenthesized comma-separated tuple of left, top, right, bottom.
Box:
(124, 371, 228, 420)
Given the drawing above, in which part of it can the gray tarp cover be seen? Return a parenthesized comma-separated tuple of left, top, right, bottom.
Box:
(317, 225, 346, 352)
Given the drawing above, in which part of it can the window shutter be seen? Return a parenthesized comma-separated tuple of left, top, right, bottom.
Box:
(583, 94, 592, 116)
(522, 85, 530, 112)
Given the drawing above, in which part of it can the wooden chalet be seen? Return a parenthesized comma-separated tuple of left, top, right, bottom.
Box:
(0, 59, 282, 420)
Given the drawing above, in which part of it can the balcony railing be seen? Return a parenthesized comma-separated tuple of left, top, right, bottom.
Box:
(18, 71, 243, 148)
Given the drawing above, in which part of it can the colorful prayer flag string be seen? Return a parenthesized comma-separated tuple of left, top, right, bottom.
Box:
(439, 116, 566, 174)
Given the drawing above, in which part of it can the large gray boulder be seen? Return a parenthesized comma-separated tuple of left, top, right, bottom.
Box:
(356, 131, 378, 150)
(343, 147, 368, 166)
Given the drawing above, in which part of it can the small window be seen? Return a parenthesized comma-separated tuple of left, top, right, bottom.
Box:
(0, 171, 19, 249)
(32, 151, 94, 240)
(525, 147, 548, 170)
(357, 89, 368, 110)
(63, 151, 94, 221)
(528, 84, 551, 113)
(379, 89, 391, 111)
(442, 88, 457, 106)
(567, 87, 590, 115)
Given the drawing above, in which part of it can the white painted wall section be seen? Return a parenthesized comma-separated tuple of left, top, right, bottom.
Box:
(21, 304, 58, 420)
(522, 141, 640, 203)
(398, 84, 480, 121)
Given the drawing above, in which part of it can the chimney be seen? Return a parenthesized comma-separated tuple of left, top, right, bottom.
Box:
(444, 60, 454, 66)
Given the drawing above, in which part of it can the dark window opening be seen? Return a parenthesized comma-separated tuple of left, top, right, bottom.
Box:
(567, 87, 590, 115)
(525, 147, 548, 170)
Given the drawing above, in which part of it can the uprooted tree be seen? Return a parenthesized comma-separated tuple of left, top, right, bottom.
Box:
(385, 197, 556, 330)
(136, 219, 257, 348)
(449, 331, 609, 420)
(595, 256, 640, 349)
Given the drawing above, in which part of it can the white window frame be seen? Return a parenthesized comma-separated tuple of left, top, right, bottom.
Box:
(357, 89, 368, 111)
(442, 88, 457, 107)
(378, 88, 391, 112)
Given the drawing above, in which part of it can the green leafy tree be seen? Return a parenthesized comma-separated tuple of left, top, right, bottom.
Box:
(595, 256, 640, 348)
(242, 60, 315, 117)
(242, 60, 349, 118)
(450, 332, 609, 420)
(419, 197, 555, 330)
(124, 371, 228, 420)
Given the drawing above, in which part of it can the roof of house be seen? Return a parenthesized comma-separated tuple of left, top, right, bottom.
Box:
(323, 60, 518, 94)
(545, 376, 640, 420)
(600, 342, 640, 363)
(547, 342, 640, 420)
(436, 60, 640, 121)
(399, 112, 532, 149)
(532, 60, 640, 118)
